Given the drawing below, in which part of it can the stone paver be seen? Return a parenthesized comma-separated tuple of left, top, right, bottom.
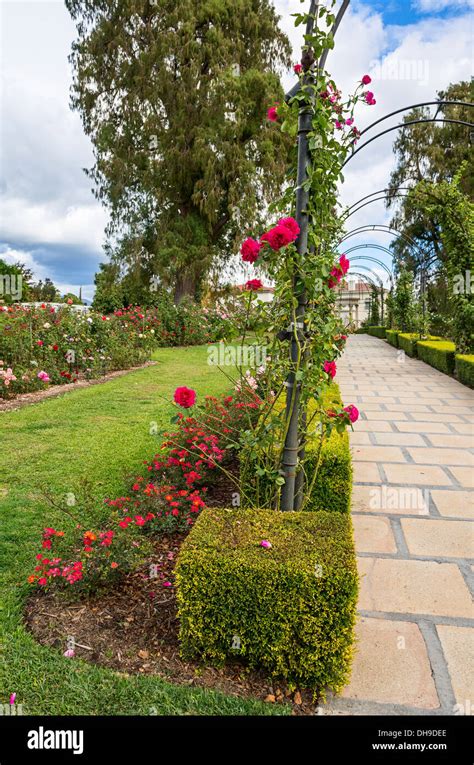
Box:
(431, 490, 474, 519)
(436, 625, 474, 707)
(352, 516, 397, 553)
(401, 518, 474, 559)
(341, 617, 439, 709)
(323, 334, 474, 716)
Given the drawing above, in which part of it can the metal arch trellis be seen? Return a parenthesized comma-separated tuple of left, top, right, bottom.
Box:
(347, 264, 385, 322)
(341, 99, 474, 168)
(342, 249, 395, 286)
(338, 271, 382, 327)
(280, 0, 352, 511)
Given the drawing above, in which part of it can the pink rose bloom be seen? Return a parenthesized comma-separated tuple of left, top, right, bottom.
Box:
(1, 368, 17, 387)
(339, 254, 350, 275)
(346, 117, 354, 126)
(344, 404, 359, 423)
(365, 91, 376, 105)
(261, 224, 294, 251)
(241, 237, 262, 264)
(63, 649, 75, 658)
(323, 361, 337, 379)
(267, 105, 278, 122)
(37, 371, 50, 382)
(362, 74, 371, 85)
(293, 64, 302, 74)
(162, 581, 172, 587)
(174, 386, 197, 408)
(278, 217, 300, 240)
(335, 120, 343, 130)
(9, 693, 16, 705)
(260, 540, 272, 549)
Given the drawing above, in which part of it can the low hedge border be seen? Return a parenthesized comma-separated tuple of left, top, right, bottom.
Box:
(386, 329, 399, 348)
(367, 326, 386, 339)
(241, 385, 352, 513)
(176, 507, 358, 693)
(397, 333, 441, 358)
(455, 354, 474, 388)
(417, 340, 456, 375)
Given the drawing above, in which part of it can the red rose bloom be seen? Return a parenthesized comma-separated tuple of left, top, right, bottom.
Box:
(361, 74, 371, 85)
(261, 224, 294, 251)
(344, 404, 359, 423)
(339, 254, 350, 274)
(245, 279, 263, 291)
(267, 105, 278, 122)
(294, 64, 302, 74)
(278, 217, 300, 241)
(174, 386, 197, 408)
(241, 238, 262, 263)
(323, 360, 337, 379)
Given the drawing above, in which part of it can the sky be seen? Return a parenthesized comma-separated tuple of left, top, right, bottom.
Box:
(0, 0, 472, 300)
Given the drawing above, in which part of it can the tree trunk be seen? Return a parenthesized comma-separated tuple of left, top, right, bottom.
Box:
(174, 272, 197, 304)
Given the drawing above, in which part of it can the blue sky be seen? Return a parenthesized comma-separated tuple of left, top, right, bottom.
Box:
(0, 0, 472, 299)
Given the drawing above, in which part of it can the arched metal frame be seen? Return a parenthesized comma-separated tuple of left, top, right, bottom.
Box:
(337, 270, 382, 328)
(343, 249, 394, 287)
(342, 100, 474, 168)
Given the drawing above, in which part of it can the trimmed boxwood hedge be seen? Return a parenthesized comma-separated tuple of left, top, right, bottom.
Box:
(241, 385, 351, 513)
(367, 326, 386, 339)
(386, 329, 399, 348)
(176, 507, 358, 692)
(417, 340, 456, 374)
(456, 354, 474, 388)
(398, 333, 441, 358)
(354, 327, 367, 334)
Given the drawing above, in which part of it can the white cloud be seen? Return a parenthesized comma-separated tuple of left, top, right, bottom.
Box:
(414, 0, 474, 12)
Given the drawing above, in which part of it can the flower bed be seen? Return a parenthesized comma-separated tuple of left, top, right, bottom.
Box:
(0, 302, 231, 399)
(176, 507, 358, 694)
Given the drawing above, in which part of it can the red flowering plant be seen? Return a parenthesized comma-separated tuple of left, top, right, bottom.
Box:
(27, 482, 151, 596)
(225, 4, 368, 508)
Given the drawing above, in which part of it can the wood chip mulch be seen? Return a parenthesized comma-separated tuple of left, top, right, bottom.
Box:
(24, 532, 320, 715)
(0, 362, 157, 412)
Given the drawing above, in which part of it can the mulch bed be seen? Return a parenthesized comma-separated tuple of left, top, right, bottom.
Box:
(0, 362, 157, 412)
(25, 531, 320, 714)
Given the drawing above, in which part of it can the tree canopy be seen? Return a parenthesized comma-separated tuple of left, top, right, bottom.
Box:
(66, 0, 292, 302)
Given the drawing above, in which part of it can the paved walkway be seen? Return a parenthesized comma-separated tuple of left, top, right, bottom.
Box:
(323, 334, 474, 715)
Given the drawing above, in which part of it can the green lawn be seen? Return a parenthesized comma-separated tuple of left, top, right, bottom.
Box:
(0, 345, 290, 715)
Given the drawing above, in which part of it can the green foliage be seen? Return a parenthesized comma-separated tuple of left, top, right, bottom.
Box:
(386, 329, 399, 347)
(176, 507, 358, 692)
(305, 429, 351, 514)
(367, 326, 386, 339)
(455, 354, 474, 388)
(417, 340, 456, 374)
(393, 267, 415, 332)
(66, 0, 292, 300)
(387, 80, 473, 274)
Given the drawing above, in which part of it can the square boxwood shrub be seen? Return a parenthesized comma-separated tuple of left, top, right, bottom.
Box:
(354, 327, 367, 334)
(456, 354, 474, 388)
(367, 326, 386, 339)
(398, 333, 440, 358)
(176, 507, 358, 693)
(386, 329, 399, 348)
(417, 340, 456, 374)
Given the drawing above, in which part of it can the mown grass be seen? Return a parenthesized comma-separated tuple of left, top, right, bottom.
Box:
(0, 345, 289, 715)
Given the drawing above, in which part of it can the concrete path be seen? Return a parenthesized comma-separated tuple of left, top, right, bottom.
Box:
(323, 334, 474, 715)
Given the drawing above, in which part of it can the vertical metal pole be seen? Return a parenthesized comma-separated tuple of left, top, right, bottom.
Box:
(280, 2, 317, 512)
